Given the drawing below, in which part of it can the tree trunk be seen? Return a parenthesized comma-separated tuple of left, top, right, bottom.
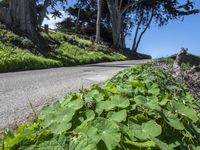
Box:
(132, 9, 154, 53)
(106, 0, 122, 49)
(0, 0, 45, 50)
(75, 5, 81, 33)
(37, 0, 50, 27)
(95, 0, 102, 43)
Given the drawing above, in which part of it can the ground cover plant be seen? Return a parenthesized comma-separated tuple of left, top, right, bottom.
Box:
(0, 22, 152, 73)
(0, 63, 199, 150)
(0, 42, 62, 73)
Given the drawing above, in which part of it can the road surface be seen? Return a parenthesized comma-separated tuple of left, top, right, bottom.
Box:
(0, 60, 150, 130)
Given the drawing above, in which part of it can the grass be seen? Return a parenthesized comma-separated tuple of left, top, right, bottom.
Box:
(0, 22, 151, 73)
(0, 42, 62, 73)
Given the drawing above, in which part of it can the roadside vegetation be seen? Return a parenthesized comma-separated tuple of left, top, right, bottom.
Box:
(0, 23, 136, 73)
(1, 63, 199, 149)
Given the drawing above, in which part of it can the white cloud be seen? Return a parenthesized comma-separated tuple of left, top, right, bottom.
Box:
(42, 11, 68, 29)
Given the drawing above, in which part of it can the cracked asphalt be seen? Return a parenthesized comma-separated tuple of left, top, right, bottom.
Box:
(0, 60, 150, 130)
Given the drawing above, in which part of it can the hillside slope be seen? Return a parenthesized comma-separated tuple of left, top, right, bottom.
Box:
(0, 23, 140, 73)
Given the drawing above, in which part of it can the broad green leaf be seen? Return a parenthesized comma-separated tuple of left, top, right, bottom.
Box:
(172, 101, 198, 122)
(95, 95, 129, 114)
(150, 136, 173, 150)
(67, 100, 84, 110)
(39, 106, 75, 134)
(69, 133, 97, 150)
(104, 87, 117, 93)
(126, 120, 162, 140)
(148, 87, 160, 96)
(91, 118, 121, 150)
(75, 127, 100, 144)
(107, 110, 127, 122)
(159, 98, 170, 106)
(134, 95, 147, 105)
(163, 110, 185, 130)
(124, 138, 155, 148)
(84, 90, 104, 102)
(110, 95, 130, 108)
(145, 97, 161, 111)
(128, 81, 145, 87)
(28, 135, 69, 150)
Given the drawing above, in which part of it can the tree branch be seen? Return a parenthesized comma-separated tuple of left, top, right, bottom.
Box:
(135, 8, 154, 51)
(121, 0, 145, 14)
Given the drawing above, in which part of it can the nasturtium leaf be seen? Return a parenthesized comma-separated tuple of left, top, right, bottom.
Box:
(134, 95, 147, 105)
(124, 138, 155, 148)
(95, 100, 115, 115)
(104, 87, 117, 93)
(150, 136, 173, 150)
(95, 95, 129, 114)
(159, 98, 170, 106)
(85, 110, 95, 121)
(107, 110, 127, 122)
(148, 87, 160, 96)
(172, 101, 198, 122)
(39, 106, 75, 134)
(109, 95, 130, 108)
(67, 100, 84, 110)
(128, 80, 145, 87)
(84, 90, 104, 102)
(91, 118, 121, 150)
(27, 135, 69, 150)
(61, 93, 81, 107)
(126, 120, 162, 140)
(144, 97, 161, 111)
(69, 132, 97, 150)
(163, 110, 185, 130)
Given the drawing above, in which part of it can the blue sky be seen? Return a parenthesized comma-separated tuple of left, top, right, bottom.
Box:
(44, 0, 200, 58)
(128, 1, 200, 58)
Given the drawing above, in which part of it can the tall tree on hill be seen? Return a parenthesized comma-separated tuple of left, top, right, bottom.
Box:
(105, 0, 199, 50)
(0, 0, 43, 48)
(106, 0, 144, 49)
(56, 0, 114, 44)
(0, 0, 68, 50)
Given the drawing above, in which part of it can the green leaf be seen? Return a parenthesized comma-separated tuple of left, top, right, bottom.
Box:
(28, 135, 69, 150)
(95, 95, 129, 114)
(124, 138, 155, 148)
(84, 90, 104, 102)
(39, 106, 75, 134)
(110, 95, 130, 108)
(125, 120, 162, 140)
(134, 95, 147, 105)
(69, 133, 97, 150)
(150, 136, 173, 150)
(107, 110, 127, 122)
(128, 80, 145, 87)
(148, 87, 160, 96)
(172, 101, 198, 122)
(163, 110, 185, 130)
(159, 98, 170, 106)
(91, 118, 121, 150)
(67, 100, 84, 110)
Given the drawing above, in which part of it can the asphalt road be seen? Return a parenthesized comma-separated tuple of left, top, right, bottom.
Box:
(0, 60, 150, 130)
